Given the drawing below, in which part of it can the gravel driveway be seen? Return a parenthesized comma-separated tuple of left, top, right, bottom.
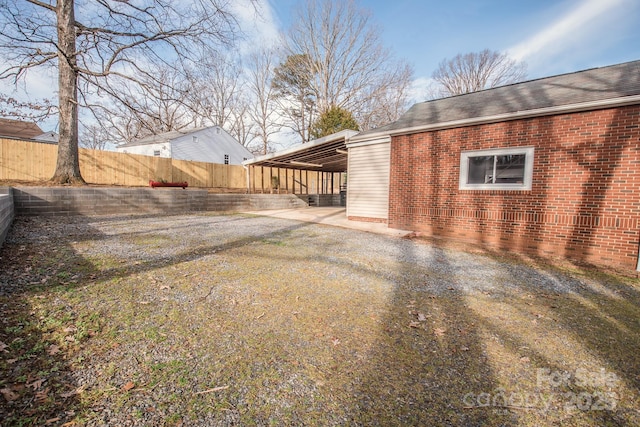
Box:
(1, 213, 638, 426)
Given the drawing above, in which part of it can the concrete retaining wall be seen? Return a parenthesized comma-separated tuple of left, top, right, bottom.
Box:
(0, 187, 14, 248)
(12, 187, 308, 216)
(302, 194, 342, 207)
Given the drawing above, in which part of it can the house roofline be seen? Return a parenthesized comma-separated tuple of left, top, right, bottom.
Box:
(348, 94, 640, 143)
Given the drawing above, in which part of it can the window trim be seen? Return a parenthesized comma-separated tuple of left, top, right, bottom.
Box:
(459, 146, 534, 190)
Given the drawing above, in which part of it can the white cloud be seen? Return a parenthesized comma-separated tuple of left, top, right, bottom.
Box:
(507, 0, 629, 65)
(232, 0, 282, 53)
(407, 77, 437, 104)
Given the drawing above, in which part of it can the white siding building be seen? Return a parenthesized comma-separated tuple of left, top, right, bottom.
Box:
(116, 126, 253, 165)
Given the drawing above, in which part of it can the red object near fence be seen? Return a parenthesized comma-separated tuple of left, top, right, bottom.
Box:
(149, 180, 188, 189)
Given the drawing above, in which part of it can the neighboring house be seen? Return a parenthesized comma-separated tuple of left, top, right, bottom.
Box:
(346, 60, 640, 271)
(33, 131, 59, 144)
(0, 118, 44, 139)
(116, 126, 253, 165)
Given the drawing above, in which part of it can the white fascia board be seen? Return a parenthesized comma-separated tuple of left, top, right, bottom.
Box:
(345, 135, 391, 148)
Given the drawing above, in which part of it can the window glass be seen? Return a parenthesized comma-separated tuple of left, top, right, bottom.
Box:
(495, 154, 525, 183)
(459, 147, 534, 190)
(467, 156, 494, 184)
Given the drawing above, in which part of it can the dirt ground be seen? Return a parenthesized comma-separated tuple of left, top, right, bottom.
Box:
(1, 213, 639, 426)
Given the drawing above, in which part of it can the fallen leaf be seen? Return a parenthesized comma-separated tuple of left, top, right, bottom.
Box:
(7, 358, 18, 364)
(520, 356, 530, 363)
(160, 285, 171, 290)
(461, 346, 470, 351)
(331, 338, 341, 346)
(0, 341, 8, 352)
(60, 389, 79, 398)
(35, 387, 49, 402)
(255, 312, 265, 320)
(47, 345, 61, 355)
(409, 321, 421, 329)
(434, 328, 446, 337)
(122, 381, 135, 392)
(28, 379, 45, 390)
(138, 301, 151, 305)
(65, 336, 76, 342)
(417, 312, 428, 322)
(0, 388, 19, 402)
(46, 417, 61, 424)
(63, 327, 77, 333)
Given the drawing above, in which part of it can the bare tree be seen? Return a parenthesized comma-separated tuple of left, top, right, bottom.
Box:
(0, 0, 242, 183)
(272, 53, 316, 143)
(356, 61, 414, 130)
(183, 55, 255, 143)
(284, 0, 413, 132)
(245, 48, 281, 154)
(79, 122, 110, 150)
(187, 58, 243, 129)
(88, 63, 196, 144)
(227, 93, 257, 150)
(432, 49, 527, 97)
(0, 92, 55, 124)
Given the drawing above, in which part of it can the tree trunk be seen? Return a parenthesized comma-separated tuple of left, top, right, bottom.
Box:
(52, 0, 85, 184)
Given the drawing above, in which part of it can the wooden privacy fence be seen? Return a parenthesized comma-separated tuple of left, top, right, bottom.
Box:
(0, 138, 344, 193)
(0, 138, 246, 188)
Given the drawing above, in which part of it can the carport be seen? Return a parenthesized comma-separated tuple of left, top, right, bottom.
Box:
(242, 130, 357, 206)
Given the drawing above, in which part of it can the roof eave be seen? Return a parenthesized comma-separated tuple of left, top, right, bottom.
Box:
(396, 95, 640, 137)
(349, 95, 640, 143)
(242, 129, 358, 167)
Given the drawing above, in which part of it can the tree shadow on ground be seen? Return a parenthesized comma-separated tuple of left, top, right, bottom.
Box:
(381, 234, 640, 426)
(2, 213, 639, 426)
(0, 216, 99, 425)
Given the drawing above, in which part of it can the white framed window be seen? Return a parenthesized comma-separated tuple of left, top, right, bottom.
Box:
(224, 154, 229, 165)
(459, 146, 534, 190)
(153, 150, 161, 157)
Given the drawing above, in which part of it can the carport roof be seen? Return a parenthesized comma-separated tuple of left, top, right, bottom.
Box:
(242, 130, 358, 173)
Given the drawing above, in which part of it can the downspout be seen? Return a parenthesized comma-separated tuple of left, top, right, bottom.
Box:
(636, 236, 640, 272)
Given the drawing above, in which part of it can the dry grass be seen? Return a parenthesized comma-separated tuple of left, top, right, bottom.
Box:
(1, 214, 639, 426)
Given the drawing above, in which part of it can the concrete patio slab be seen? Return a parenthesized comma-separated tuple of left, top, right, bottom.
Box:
(243, 207, 412, 237)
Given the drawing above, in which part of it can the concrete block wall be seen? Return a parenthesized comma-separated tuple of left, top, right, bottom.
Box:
(206, 194, 307, 211)
(299, 194, 342, 207)
(11, 187, 308, 216)
(318, 194, 341, 207)
(12, 187, 209, 216)
(0, 187, 14, 248)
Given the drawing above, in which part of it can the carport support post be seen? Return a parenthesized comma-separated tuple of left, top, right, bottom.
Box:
(331, 172, 334, 195)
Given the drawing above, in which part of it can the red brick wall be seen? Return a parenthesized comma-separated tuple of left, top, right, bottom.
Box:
(388, 105, 640, 270)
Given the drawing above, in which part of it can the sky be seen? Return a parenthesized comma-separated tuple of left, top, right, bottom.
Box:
(262, 0, 640, 100)
(2, 0, 639, 133)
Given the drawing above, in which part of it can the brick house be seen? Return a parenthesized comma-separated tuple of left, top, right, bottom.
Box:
(346, 60, 640, 271)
